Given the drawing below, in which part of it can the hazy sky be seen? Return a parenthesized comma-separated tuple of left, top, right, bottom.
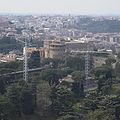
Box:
(0, 0, 119, 15)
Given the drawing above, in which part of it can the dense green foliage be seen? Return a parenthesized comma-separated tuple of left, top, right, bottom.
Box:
(94, 65, 113, 94)
(51, 86, 75, 115)
(0, 82, 36, 120)
(0, 61, 23, 74)
(105, 57, 116, 65)
(65, 56, 85, 71)
(28, 51, 41, 69)
(115, 62, 120, 78)
(40, 69, 69, 85)
(72, 71, 85, 98)
(0, 96, 14, 120)
(0, 53, 120, 120)
(0, 36, 22, 53)
(42, 58, 65, 68)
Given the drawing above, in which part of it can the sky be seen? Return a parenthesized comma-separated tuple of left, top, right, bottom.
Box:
(0, 0, 120, 15)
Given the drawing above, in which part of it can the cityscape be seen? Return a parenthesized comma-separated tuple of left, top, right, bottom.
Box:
(0, 0, 120, 120)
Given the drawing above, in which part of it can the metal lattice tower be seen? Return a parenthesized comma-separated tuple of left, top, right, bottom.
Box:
(84, 40, 91, 88)
(85, 52, 90, 81)
(23, 38, 28, 82)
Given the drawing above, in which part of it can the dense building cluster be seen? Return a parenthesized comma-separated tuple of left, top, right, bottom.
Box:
(0, 15, 120, 62)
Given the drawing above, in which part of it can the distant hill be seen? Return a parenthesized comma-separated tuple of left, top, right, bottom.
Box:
(76, 17, 120, 33)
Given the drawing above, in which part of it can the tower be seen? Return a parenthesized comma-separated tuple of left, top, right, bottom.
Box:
(84, 41, 91, 88)
(23, 38, 28, 82)
(85, 52, 90, 81)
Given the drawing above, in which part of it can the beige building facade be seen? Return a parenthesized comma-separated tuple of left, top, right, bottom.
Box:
(44, 40, 66, 59)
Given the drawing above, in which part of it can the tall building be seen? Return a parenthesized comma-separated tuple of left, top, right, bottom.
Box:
(44, 40, 65, 59)
(49, 41, 65, 59)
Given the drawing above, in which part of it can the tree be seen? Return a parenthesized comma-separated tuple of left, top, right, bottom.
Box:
(40, 68, 71, 86)
(86, 109, 114, 120)
(42, 58, 64, 68)
(115, 62, 120, 78)
(0, 36, 22, 53)
(115, 105, 120, 120)
(28, 51, 41, 69)
(105, 57, 116, 65)
(0, 79, 6, 95)
(36, 81, 51, 116)
(40, 69, 61, 86)
(5, 83, 36, 116)
(56, 114, 80, 120)
(0, 61, 23, 74)
(51, 86, 75, 115)
(117, 52, 120, 59)
(65, 56, 85, 71)
(6, 84, 22, 117)
(71, 71, 85, 98)
(94, 65, 113, 94)
(0, 96, 14, 120)
(21, 85, 35, 114)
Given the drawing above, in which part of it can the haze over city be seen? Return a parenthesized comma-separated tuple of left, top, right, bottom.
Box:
(0, 0, 120, 15)
(1, 0, 120, 120)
